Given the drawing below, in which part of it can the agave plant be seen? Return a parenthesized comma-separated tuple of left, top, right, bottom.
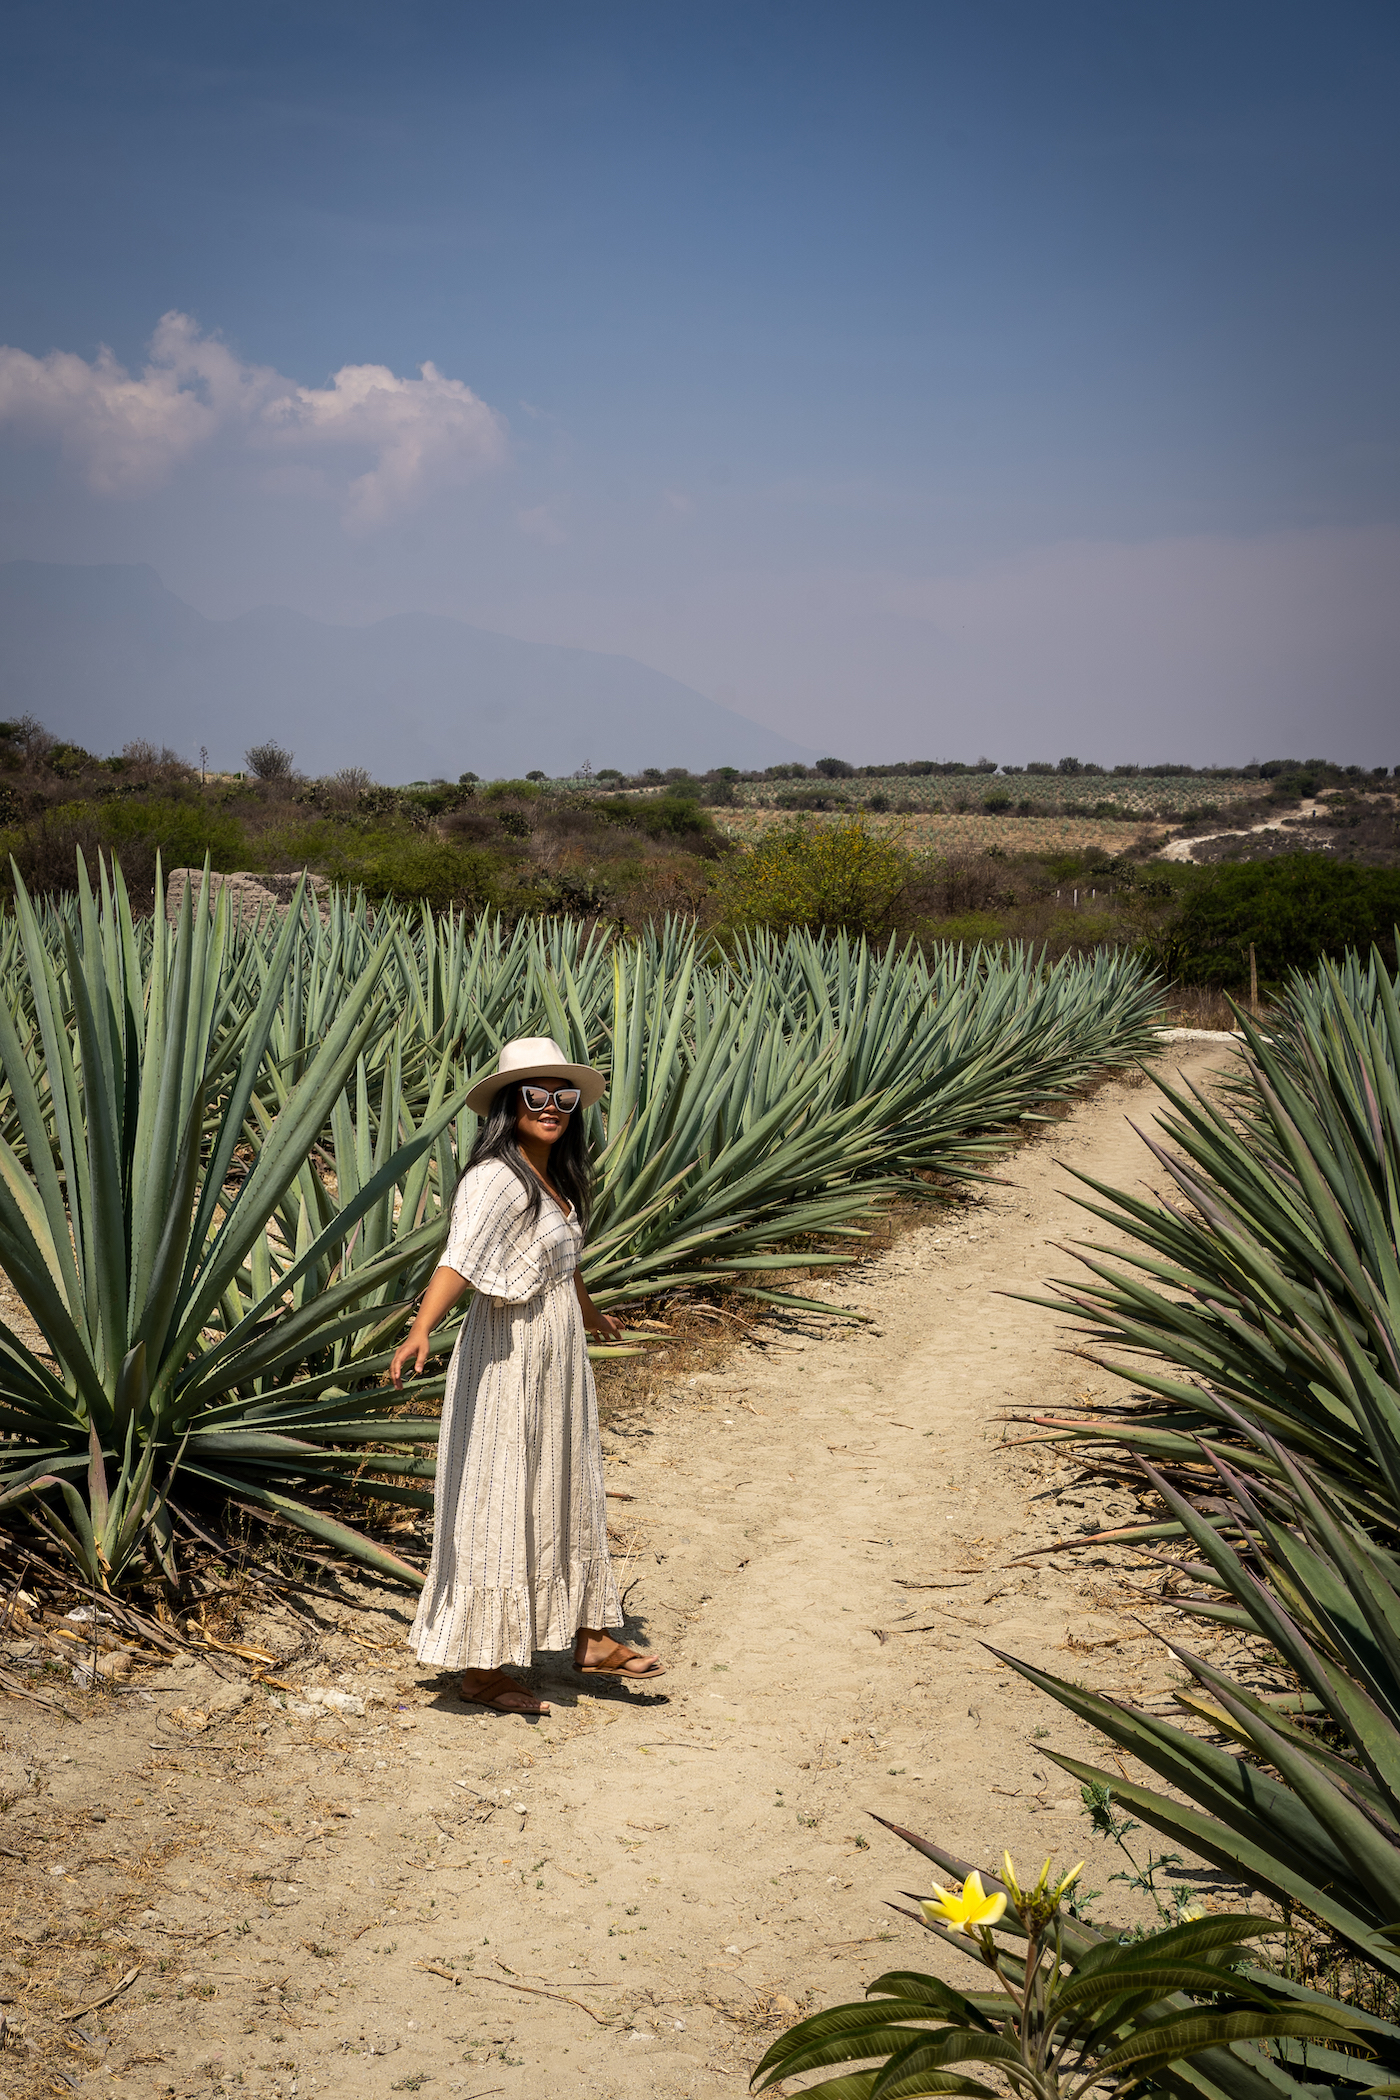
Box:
(579, 930, 1164, 1313)
(986, 942, 1400, 2039)
(0, 863, 468, 1587)
(998, 1429, 1400, 1988)
(0, 863, 1165, 1588)
(754, 1823, 1379, 2100)
(1026, 948, 1400, 1540)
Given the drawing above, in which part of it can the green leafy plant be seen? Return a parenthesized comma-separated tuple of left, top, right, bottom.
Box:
(753, 1830, 1376, 2100)
(0, 862, 467, 1587)
(1027, 949, 1400, 1542)
(995, 1430, 1400, 1989)
(712, 816, 912, 938)
(0, 865, 1162, 1588)
(996, 941, 1400, 2028)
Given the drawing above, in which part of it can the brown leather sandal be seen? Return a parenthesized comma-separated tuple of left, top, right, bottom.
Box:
(573, 1639, 666, 1680)
(458, 1669, 551, 1714)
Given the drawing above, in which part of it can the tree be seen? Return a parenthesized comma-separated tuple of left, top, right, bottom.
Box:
(245, 740, 295, 780)
(1168, 854, 1400, 985)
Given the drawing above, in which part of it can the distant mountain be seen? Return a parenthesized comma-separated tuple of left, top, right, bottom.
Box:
(0, 561, 811, 780)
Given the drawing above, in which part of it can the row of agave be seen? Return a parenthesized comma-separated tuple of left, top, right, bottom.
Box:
(762, 940, 1400, 2099)
(0, 854, 1162, 1592)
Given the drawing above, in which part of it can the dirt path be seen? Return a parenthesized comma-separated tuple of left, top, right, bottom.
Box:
(0, 1043, 1239, 2100)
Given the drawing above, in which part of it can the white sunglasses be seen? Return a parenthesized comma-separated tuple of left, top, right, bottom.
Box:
(519, 1084, 582, 1113)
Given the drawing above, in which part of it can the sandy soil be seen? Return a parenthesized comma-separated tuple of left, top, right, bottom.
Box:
(0, 1042, 1242, 2100)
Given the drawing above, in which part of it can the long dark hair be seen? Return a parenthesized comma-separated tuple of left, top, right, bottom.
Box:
(464, 1082, 593, 1235)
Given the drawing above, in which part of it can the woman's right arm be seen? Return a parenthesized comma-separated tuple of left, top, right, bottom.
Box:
(390, 1265, 471, 1388)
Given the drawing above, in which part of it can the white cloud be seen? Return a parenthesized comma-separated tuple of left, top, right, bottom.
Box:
(0, 311, 508, 526)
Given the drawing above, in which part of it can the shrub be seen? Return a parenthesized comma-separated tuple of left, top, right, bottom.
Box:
(318, 833, 499, 913)
(592, 793, 721, 852)
(713, 817, 909, 938)
(1165, 854, 1400, 986)
(921, 911, 1008, 947)
(1, 808, 124, 902)
(245, 740, 295, 780)
(100, 794, 250, 870)
(814, 756, 855, 778)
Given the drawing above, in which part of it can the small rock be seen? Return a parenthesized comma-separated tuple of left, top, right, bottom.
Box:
(163, 1706, 209, 1732)
(302, 1687, 366, 1717)
(208, 1678, 253, 1717)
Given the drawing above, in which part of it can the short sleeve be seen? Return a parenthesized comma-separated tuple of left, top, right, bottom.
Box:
(440, 1161, 572, 1301)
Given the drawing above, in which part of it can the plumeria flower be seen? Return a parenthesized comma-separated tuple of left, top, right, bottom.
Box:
(921, 1869, 1008, 1936)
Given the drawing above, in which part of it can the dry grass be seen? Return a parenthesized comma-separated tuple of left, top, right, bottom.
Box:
(1158, 985, 1256, 1031)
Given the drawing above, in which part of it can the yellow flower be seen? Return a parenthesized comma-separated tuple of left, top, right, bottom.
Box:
(921, 1869, 1008, 1936)
(1001, 1853, 1084, 1912)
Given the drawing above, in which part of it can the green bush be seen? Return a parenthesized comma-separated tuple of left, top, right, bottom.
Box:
(920, 910, 1009, 947)
(99, 795, 250, 869)
(318, 832, 499, 912)
(1164, 854, 1400, 986)
(0, 796, 253, 906)
(593, 793, 721, 851)
(713, 817, 909, 938)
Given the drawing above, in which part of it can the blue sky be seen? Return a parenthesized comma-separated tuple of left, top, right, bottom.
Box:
(1, 0, 1397, 764)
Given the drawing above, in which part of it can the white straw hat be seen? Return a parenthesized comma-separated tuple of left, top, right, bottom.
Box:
(464, 1035, 606, 1116)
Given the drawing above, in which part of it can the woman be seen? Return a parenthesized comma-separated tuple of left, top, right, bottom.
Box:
(391, 1035, 664, 1714)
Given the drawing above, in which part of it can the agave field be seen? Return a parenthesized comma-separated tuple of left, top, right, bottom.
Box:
(715, 807, 1154, 859)
(0, 856, 1161, 1595)
(921, 937, 1400, 2096)
(720, 775, 1272, 821)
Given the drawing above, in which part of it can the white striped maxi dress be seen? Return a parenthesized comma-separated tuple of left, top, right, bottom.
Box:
(409, 1159, 622, 1672)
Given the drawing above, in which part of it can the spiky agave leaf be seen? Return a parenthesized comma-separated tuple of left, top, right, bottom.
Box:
(0, 870, 1163, 1588)
(0, 858, 471, 1586)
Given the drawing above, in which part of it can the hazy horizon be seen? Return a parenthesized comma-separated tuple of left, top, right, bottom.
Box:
(2, 4, 1397, 767)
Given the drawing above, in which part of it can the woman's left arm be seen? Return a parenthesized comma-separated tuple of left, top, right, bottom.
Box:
(575, 1271, 624, 1342)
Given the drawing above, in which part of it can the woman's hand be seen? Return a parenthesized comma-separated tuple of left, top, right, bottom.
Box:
(390, 1327, 431, 1389)
(574, 1272, 623, 1343)
(390, 1265, 470, 1388)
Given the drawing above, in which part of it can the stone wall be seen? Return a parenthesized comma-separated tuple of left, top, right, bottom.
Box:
(164, 868, 330, 924)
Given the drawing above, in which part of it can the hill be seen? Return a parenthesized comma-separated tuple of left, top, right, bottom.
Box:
(0, 560, 811, 780)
